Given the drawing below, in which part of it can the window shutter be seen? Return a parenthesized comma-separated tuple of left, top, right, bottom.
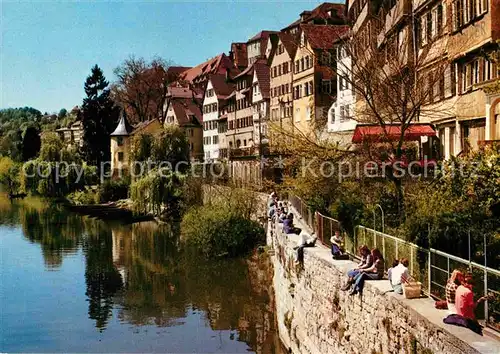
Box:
(421, 16, 428, 45)
(452, 1, 457, 31)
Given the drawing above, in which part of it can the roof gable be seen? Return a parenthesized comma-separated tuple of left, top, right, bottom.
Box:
(300, 24, 349, 50)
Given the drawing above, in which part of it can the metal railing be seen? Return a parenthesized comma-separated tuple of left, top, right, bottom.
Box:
(289, 195, 316, 235)
(290, 195, 500, 330)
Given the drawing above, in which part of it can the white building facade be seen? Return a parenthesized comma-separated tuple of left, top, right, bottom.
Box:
(327, 44, 356, 147)
(202, 80, 220, 161)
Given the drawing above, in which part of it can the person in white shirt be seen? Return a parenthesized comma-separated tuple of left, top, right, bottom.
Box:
(390, 258, 409, 294)
(294, 231, 317, 263)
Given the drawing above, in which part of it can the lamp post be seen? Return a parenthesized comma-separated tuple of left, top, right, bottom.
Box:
(375, 204, 385, 233)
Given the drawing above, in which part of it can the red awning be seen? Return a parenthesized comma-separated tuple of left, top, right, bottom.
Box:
(352, 124, 436, 143)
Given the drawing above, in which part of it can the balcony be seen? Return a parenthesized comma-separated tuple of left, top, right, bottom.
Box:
(229, 147, 256, 158)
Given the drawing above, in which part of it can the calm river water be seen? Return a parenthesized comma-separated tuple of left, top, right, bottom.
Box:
(0, 193, 283, 353)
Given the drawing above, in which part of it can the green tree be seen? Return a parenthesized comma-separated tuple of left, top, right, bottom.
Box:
(58, 108, 68, 119)
(81, 65, 120, 169)
(39, 132, 64, 162)
(0, 157, 20, 194)
(22, 126, 41, 161)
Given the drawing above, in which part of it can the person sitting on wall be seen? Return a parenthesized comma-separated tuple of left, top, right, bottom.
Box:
(445, 270, 464, 314)
(330, 231, 349, 260)
(294, 231, 317, 263)
(341, 245, 373, 291)
(278, 210, 287, 223)
(348, 248, 384, 296)
(390, 258, 409, 294)
(268, 191, 277, 208)
(283, 213, 301, 235)
(455, 274, 488, 321)
(443, 273, 489, 335)
(268, 201, 276, 219)
(387, 259, 399, 284)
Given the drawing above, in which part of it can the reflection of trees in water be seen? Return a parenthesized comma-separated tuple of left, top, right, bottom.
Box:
(113, 222, 283, 353)
(0, 194, 123, 331)
(1, 195, 283, 351)
(18, 200, 84, 268)
(83, 225, 123, 331)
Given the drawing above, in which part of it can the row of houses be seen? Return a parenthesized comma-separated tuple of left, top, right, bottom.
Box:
(109, 1, 500, 182)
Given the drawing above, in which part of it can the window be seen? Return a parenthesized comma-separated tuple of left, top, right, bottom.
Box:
(300, 31, 305, 47)
(305, 56, 310, 69)
(285, 83, 289, 93)
(278, 65, 282, 76)
(212, 136, 218, 144)
(294, 86, 300, 99)
(420, 15, 428, 46)
(300, 58, 305, 71)
(472, 59, 480, 85)
(483, 58, 492, 81)
(118, 152, 124, 162)
(117, 137, 123, 146)
(321, 52, 331, 66)
(477, 0, 488, 15)
(453, 0, 487, 31)
(322, 80, 332, 94)
(299, 85, 303, 98)
(294, 61, 299, 73)
(283, 62, 288, 73)
(308, 81, 314, 96)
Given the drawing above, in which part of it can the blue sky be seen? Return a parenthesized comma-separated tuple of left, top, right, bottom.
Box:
(1, 0, 328, 113)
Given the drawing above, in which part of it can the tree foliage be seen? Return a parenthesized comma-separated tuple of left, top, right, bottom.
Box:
(130, 168, 185, 218)
(0, 156, 21, 194)
(22, 126, 41, 161)
(112, 56, 177, 123)
(81, 65, 120, 168)
(181, 188, 265, 258)
(130, 125, 190, 172)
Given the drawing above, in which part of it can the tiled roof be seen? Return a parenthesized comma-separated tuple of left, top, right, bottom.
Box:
(131, 119, 160, 135)
(301, 24, 349, 50)
(248, 30, 278, 43)
(209, 74, 236, 99)
(308, 3, 346, 21)
(166, 66, 192, 76)
(278, 32, 298, 59)
(178, 54, 238, 84)
(253, 60, 270, 99)
(171, 98, 203, 126)
(168, 85, 203, 98)
(282, 2, 347, 31)
(234, 62, 255, 79)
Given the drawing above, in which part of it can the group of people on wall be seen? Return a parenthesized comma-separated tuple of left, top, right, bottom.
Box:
(268, 192, 490, 335)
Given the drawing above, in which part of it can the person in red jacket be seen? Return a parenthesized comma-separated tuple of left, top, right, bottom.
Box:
(455, 274, 488, 321)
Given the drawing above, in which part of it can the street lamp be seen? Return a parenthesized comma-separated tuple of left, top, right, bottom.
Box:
(375, 204, 384, 233)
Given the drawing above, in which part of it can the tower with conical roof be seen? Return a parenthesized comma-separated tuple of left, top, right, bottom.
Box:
(110, 111, 133, 177)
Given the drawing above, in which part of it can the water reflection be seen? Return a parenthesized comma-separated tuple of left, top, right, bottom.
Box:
(0, 194, 283, 353)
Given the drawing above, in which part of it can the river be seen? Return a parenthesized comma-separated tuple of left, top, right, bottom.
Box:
(0, 193, 284, 353)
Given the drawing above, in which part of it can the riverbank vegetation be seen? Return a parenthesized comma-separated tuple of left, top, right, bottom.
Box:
(180, 187, 265, 258)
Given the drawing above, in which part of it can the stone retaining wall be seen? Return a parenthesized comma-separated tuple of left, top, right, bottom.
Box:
(268, 217, 499, 354)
